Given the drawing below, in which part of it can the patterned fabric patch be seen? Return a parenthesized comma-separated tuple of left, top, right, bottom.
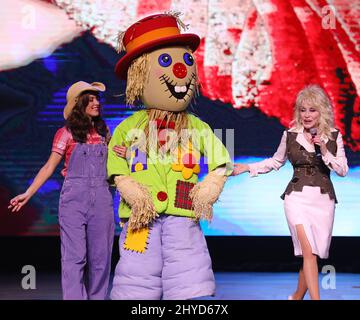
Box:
(175, 180, 195, 210)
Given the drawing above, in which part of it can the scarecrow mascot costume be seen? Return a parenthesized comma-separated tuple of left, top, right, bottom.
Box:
(108, 12, 232, 300)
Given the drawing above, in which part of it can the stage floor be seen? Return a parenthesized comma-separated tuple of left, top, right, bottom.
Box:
(1, 272, 359, 300)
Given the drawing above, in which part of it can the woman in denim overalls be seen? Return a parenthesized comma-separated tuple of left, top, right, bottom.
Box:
(9, 81, 122, 299)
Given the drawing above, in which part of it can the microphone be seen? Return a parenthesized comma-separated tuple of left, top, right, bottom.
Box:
(309, 128, 322, 158)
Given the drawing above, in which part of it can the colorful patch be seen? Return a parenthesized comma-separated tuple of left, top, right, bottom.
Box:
(175, 180, 195, 210)
(171, 144, 200, 180)
(124, 227, 149, 253)
(131, 148, 148, 172)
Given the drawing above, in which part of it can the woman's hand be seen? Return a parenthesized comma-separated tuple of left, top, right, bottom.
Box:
(312, 135, 327, 155)
(8, 191, 31, 213)
(113, 144, 127, 158)
(8, 151, 62, 213)
(231, 163, 250, 176)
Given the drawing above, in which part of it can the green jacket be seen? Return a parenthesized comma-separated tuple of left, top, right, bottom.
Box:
(107, 110, 232, 218)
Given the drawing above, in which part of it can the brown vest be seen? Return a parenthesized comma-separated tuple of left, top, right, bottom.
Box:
(281, 130, 339, 203)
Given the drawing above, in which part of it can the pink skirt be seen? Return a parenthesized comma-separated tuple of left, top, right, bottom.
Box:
(284, 186, 335, 259)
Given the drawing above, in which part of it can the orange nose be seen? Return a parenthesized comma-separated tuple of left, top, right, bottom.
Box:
(173, 63, 187, 79)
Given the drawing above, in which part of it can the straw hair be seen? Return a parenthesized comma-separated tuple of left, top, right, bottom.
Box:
(164, 11, 189, 31)
(190, 171, 227, 222)
(125, 54, 150, 105)
(116, 31, 126, 53)
(145, 109, 189, 153)
(293, 84, 335, 140)
(114, 175, 158, 230)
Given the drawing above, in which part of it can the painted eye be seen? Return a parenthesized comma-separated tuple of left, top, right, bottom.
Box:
(183, 52, 194, 66)
(158, 53, 172, 67)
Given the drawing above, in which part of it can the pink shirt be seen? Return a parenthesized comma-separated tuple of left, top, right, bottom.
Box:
(52, 126, 106, 177)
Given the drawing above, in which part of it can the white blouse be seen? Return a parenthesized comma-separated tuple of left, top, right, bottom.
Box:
(248, 127, 349, 178)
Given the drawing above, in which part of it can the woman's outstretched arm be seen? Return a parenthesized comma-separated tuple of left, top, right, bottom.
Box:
(8, 152, 63, 212)
(232, 131, 288, 176)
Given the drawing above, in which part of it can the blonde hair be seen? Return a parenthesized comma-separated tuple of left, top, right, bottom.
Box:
(293, 84, 335, 139)
(125, 53, 150, 105)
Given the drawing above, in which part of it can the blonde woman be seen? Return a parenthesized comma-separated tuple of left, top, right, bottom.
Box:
(232, 84, 348, 300)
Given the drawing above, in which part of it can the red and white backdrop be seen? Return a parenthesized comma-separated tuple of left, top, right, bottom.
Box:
(1, 0, 359, 149)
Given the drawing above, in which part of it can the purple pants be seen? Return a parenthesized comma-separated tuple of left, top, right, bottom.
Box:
(110, 215, 215, 300)
(59, 143, 114, 300)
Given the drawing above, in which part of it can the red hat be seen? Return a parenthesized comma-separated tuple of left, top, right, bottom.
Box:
(115, 13, 200, 79)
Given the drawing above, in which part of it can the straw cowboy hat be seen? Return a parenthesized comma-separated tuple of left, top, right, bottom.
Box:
(64, 81, 106, 119)
(115, 13, 200, 79)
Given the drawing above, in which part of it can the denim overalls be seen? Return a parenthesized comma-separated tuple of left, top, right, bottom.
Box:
(59, 142, 114, 299)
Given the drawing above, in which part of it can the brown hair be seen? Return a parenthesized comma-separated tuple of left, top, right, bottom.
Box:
(65, 91, 107, 143)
